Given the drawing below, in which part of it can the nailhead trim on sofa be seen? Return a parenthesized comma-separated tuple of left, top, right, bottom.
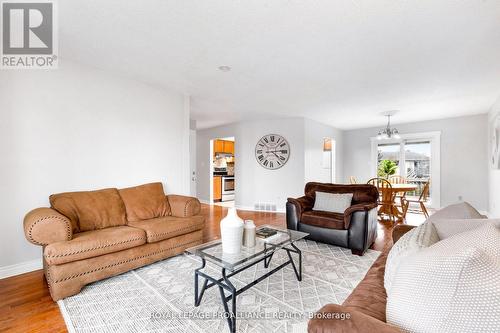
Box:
(28, 215, 72, 246)
(44, 236, 146, 258)
(51, 238, 202, 284)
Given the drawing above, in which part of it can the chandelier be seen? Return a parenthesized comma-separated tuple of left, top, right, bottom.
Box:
(377, 114, 400, 140)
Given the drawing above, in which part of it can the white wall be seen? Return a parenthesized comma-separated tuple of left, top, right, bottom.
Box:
(304, 118, 344, 184)
(488, 97, 500, 217)
(0, 61, 190, 276)
(197, 118, 305, 211)
(343, 114, 489, 211)
(197, 118, 344, 211)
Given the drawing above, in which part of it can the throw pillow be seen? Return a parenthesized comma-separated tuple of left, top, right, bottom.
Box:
(312, 192, 353, 214)
(386, 222, 500, 333)
(384, 222, 439, 294)
(118, 182, 171, 222)
(427, 201, 483, 223)
(431, 218, 489, 239)
(50, 188, 127, 232)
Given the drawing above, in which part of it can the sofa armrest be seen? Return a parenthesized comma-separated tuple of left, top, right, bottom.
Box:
(23, 208, 73, 246)
(167, 195, 201, 217)
(344, 202, 378, 229)
(287, 196, 314, 217)
(392, 224, 416, 244)
(286, 196, 314, 230)
(308, 304, 402, 333)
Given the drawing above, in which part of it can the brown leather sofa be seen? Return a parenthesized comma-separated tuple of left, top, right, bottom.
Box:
(23, 182, 205, 301)
(287, 183, 379, 255)
(308, 224, 415, 333)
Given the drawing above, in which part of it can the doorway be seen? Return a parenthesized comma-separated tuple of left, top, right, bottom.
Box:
(210, 137, 235, 208)
(323, 138, 336, 183)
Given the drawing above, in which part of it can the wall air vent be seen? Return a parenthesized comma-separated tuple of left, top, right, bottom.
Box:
(253, 203, 277, 212)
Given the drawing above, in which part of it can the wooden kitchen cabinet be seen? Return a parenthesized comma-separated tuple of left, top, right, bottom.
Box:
(213, 139, 234, 155)
(213, 176, 222, 201)
(214, 140, 224, 154)
(223, 140, 234, 154)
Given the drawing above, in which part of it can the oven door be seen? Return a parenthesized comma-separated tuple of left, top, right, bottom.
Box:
(221, 177, 235, 201)
(222, 177, 234, 193)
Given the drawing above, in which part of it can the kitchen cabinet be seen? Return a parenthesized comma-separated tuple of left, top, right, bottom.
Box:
(213, 176, 222, 201)
(214, 140, 224, 154)
(223, 141, 234, 154)
(213, 139, 235, 155)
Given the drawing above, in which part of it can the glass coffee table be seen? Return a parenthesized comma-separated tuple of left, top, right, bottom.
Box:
(185, 225, 308, 333)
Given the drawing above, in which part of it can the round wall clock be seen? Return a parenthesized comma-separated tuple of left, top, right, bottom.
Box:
(255, 134, 290, 170)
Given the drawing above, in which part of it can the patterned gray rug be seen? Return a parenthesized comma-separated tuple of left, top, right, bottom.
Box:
(58, 240, 380, 333)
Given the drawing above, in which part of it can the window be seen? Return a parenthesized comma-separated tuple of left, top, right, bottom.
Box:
(404, 141, 431, 199)
(371, 132, 441, 207)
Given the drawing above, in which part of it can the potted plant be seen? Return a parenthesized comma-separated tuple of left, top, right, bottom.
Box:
(378, 159, 398, 179)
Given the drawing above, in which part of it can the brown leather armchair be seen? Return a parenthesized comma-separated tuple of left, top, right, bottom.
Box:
(286, 183, 379, 255)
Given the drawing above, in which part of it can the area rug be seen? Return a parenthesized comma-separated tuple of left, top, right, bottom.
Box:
(58, 240, 380, 333)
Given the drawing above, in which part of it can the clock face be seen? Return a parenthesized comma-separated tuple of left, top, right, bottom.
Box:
(255, 134, 290, 170)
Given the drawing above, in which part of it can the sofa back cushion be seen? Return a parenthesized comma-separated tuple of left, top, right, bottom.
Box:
(118, 182, 171, 222)
(50, 188, 127, 232)
(304, 182, 378, 205)
(386, 222, 500, 333)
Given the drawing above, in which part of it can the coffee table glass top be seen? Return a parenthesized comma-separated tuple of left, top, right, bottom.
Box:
(185, 225, 308, 271)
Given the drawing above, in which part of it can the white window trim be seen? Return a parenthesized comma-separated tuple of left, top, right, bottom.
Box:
(370, 131, 441, 208)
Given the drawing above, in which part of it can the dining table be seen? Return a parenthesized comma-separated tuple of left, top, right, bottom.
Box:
(378, 183, 418, 221)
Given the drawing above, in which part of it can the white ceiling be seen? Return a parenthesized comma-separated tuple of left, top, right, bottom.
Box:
(60, 1, 500, 129)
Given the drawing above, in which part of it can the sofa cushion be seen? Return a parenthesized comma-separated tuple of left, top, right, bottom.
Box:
(301, 210, 345, 230)
(119, 182, 171, 222)
(384, 222, 439, 293)
(386, 222, 500, 333)
(313, 192, 353, 214)
(431, 218, 488, 239)
(50, 188, 127, 232)
(343, 251, 388, 322)
(44, 226, 146, 265)
(128, 215, 205, 243)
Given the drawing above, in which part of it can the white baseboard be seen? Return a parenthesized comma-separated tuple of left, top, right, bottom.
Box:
(199, 199, 212, 205)
(235, 205, 286, 214)
(0, 259, 42, 279)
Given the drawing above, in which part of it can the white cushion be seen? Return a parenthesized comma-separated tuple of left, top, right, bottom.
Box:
(384, 222, 439, 293)
(431, 218, 490, 239)
(387, 222, 500, 333)
(427, 202, 483, 223)
(312, 192, 353, 214)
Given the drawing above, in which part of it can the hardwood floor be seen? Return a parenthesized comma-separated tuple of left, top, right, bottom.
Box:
(0, 204, 425, 332)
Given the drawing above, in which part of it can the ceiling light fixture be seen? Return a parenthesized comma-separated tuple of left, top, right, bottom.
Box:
(377, 112, 401, 140)
(218, 65, 231, 72)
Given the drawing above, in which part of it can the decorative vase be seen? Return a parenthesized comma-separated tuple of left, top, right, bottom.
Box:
(220, 208, 244, 254)
(243, 220, 256, 248)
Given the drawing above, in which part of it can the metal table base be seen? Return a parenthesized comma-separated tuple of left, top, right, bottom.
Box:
(193, 243, 302, 333)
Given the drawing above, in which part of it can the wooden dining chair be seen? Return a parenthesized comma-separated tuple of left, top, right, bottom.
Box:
(367, 177, 397, 222)
(389, 175, 407, 184)
(402, 180, 431, 218)
(349, 176, 358, 184)
(389, 175, 407, 207)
